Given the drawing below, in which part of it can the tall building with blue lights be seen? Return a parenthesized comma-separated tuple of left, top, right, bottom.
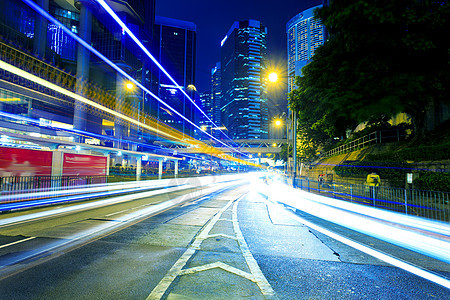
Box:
(287, 5, 325, 92)
(220, 20, 268, 140)
(153, 16, 197, 137)
(0, 0, 157, 149)
(210, 62, 222, 138)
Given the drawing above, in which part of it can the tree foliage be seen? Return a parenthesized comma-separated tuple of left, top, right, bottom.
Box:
(288, 0, 450, 144)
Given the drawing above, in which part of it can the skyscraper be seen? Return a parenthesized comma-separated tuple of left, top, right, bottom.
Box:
(153, 16, 197, 137)
(220, 20, 268, 140)
(0, 0, 156, 147)
(287, 5, 325, 92)
(210, 62, 222, 138)
(199, 92, 212, 124)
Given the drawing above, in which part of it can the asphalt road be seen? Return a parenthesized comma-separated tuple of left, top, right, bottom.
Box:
(0, 182, 448, 299)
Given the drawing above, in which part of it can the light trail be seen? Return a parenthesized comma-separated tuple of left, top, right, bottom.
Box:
(0, 60, 254, 166)
(94, 0, 237, 146)
(0, 111, 168, 154)
(0, 179, 245, 275)
(21, 0, 246, 157)
(0, 60, 179, 141)
(0, 174, 251, 214)
(0, 184, 194, 227)
(0, 174, 247, 227)
(278, 202, 450, 289)
(254, 177, 450, 289)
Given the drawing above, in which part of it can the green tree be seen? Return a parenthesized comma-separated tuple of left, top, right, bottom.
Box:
(289, 0, 449, 142)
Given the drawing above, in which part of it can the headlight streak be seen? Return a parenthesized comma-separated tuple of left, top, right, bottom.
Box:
(255, 179, 450, 288)
(0, 59, 253, 166)
(0, 60, 178, 141)
(267, 199, 450, 289)
(0, 179, 246, 271)
(280, 182, 450, 236)
(0, 183, 195, 227)
(94, 0, 239, 149)
(0, 184, 180, 212)
(0, 111, 168, 154)
(21, 0, 247, 157)
(0, 177, 194, 209)
(0, 174, 249, 225)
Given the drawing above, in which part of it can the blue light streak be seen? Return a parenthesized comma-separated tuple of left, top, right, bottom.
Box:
(94, 0, 236, 144)
(21, 0, 247, 157)
(0, 111, 183, 157)
(255, 178, 450, 288)
(280, 203, 450, 289)
(318, 163, 449, 173)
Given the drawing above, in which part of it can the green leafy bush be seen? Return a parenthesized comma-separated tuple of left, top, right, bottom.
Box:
(414, 172, 450, 192)
(366, 142, 450, 162)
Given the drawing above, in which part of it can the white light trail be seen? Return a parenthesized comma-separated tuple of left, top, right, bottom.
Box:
(94, 0, 233, 144)
(0, 60, 179, 141)
(21, 0, 245, 156)
(256, 179, 450, 289)
(279, 203, 450, 289)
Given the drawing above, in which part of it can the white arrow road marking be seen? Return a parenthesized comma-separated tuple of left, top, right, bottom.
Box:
(147, 191, 277, 299)
(179, 261, 256, 282)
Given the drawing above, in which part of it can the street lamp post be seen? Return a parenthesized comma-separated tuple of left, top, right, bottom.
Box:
(292, 111, 297, 187)
(267, 71, 297, 186)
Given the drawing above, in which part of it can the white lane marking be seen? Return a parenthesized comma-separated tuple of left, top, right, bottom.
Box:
(267, 199, 450, 290)
(207, 233, 237, 241)
(179, 261, 256, 282)
(146, 196, 236, 299)
(147, 189, 278, 300)
(0, 183, 238, 270)
(217, 218, 233, 222)
(105, 209, 131, 217)
(0, 237, 36, 249)
(232, 199, 277, 298)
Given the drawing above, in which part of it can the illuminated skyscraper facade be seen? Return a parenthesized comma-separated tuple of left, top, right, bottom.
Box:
(287, 5, 324, 92)
(153, 16, 197, 137)
(210, 62, 222, 138)
(220, 20, 268, 140)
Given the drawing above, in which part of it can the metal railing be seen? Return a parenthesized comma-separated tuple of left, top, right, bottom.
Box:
(292, 177, 449, 222)
(323, 129, 408, 159)
(0, 175, 108, 203)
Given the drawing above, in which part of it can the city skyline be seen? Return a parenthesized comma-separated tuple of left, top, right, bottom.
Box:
(156, 0, 321, 93)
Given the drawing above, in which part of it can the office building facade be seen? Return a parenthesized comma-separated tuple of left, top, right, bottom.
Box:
(153, 16, 197, 137)
(199, 92, 212, 124)
(286, 5, 325, 92)
(220, 20, 268, 140)
(210, 62, 222, 138)
(0, 0, 156, 149)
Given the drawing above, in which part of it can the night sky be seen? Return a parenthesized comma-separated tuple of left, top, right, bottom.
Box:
(156, 0, 321, 116)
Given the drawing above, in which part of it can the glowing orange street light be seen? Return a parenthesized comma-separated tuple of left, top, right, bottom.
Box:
(268, 72, 278, 83)
(275, 119, 282, 126)
(125, 82, 134, 90)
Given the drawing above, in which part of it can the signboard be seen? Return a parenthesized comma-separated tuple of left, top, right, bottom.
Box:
(407, 173, 413, 184)
(63, 153, 107, 176)
(0, 147, 52, 176)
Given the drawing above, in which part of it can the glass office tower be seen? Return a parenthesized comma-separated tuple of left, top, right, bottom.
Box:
(153, 16, 197, 137)
(220, 20, 268, 140)
(287, 5, 324, 92)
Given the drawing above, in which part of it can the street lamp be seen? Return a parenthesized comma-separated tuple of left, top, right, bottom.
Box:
(267, 72, 297, 186)
(268, 72, 278, 83)
(126, 82, 134, 90)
